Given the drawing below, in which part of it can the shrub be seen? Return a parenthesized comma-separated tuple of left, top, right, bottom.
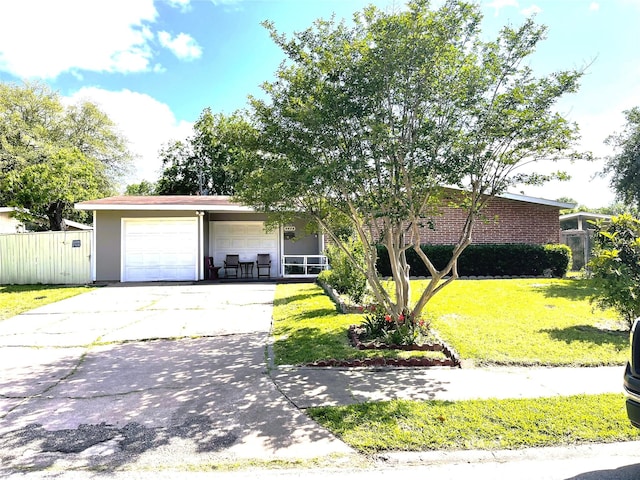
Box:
(376, 243, 570, 278)
(321, 238, 368, 304)
(544, 244, 572, 277)
(588, 214, 640, 329)
(358, 304, 431, 346)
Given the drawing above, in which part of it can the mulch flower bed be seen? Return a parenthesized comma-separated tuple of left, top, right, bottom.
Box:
(304, 325, 461, 368)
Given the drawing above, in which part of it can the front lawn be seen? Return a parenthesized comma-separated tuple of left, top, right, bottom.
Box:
(272, 278, 627, 366)
(273, 279, 637, 453)
(308, 393, 640, 453)
(0, 284, 95, 321)
(422, 278, 626, 366)
(272, 283, 448, 365)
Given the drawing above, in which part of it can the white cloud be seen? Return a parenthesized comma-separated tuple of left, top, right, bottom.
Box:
(589, 2, 600, 11)
(521, 4, 542, 16)
(486, 0, 519, 16)
(167, 0, 191, 11)
(66, 87, 193, 186)
(158, 32, 203, 61)
(0, 0, 158, 78)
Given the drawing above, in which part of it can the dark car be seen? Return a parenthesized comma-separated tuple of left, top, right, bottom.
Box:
(624, 318, 640, 427)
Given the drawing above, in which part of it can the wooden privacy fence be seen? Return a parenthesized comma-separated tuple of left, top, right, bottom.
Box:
(0, 231, 92, 285)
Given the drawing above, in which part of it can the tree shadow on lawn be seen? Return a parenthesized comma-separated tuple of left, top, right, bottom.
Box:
(542, 324, 628, 348)
(539, 279, 596, 301)
(273, 288, 333, 309)
(274, 327, 357, 364)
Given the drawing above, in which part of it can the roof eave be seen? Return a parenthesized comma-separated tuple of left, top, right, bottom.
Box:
(497, 192, 576, 209)
(74, 203, 255, 212)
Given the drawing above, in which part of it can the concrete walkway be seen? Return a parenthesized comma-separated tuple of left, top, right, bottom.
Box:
(0, 282, 631, 477)
(272, 364, 625, 408)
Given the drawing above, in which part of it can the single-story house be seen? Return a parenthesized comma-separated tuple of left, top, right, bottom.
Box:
(75, 193, 573, 283)
(74, 195, 326, 283)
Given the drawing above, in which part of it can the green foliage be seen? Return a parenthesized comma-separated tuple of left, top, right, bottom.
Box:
(0, 81, 131, 230)
(156, 108, 256, 195)
(588, 214, 640, 329)
(4, 147, 103, 230)
(125, 180, 156, 196)
(543, 243, 572, 277)
(308, 394, 640, 453)
(320, 239, 368, 305)
(358, 304, 431, 346)
(376, 243, 570, 277)
(604, 107, 640, 209)
(236, 0, 588, 322)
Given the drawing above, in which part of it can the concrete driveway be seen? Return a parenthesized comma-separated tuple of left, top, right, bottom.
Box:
(0, 283, 352, 474)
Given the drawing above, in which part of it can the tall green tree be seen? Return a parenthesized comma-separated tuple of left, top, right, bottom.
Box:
(235, 0, 588, 322)
(0, 81, 133, 230)
(156, 108, 256, 195)
(4, 147, 103, 230)
(604, 107, 640, 209)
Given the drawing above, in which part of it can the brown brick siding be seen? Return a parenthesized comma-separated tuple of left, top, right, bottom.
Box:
(419, 196, 561, 245)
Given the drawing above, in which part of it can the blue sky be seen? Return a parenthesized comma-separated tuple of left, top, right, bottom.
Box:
(1, 0, 639, 208)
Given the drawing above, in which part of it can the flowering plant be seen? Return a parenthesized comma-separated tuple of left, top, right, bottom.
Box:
(359, 304, 430, 345)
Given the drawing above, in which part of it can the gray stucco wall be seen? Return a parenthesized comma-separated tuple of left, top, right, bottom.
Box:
(94, 210, 195, 282)
(283, 218, 321, 255)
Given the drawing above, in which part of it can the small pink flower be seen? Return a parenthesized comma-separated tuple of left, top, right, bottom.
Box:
(398, 314, 405, 322)
(385, 314, 392, 322)
(418, 319, 425, 327)
(357, 306, 364, 313)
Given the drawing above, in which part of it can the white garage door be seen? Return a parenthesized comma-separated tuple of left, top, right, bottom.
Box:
(211, 221, 279, 277)
(122, 218, 198, 282)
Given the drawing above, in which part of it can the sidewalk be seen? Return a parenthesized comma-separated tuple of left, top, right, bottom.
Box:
(270, 364, 625, 409)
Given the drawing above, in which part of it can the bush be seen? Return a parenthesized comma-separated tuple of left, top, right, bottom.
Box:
(376, 243, 571, 278)
(320, 238, 368, 304)
(544, 244, 572, 277)
(588, 214, 640, 329)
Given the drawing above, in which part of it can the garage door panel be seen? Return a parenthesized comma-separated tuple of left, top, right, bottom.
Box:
(211, 221, 278, 277)
(122, 218, 198, 282)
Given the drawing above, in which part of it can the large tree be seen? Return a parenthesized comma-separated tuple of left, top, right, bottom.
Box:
(156, 108, 256, 195)
(0, 81, 133, 230)
(4, 147, 103, 230)
(604, 107, 640, 209)
(235, 0, 587, 322)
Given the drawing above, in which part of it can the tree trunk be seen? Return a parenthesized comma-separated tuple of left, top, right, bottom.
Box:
(47, 202, 64, 231)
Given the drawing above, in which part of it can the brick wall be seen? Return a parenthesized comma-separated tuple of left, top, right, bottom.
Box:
(418, 196, 561, 245)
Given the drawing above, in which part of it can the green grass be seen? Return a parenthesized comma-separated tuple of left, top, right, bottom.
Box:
(275, 280, 637, 452)
(420, 278, 627, 366)
(272, 283, 447, 365)
(308, 393, 640, 453)
(0, 284, 95, 321)
(273, 278, 628, 367)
